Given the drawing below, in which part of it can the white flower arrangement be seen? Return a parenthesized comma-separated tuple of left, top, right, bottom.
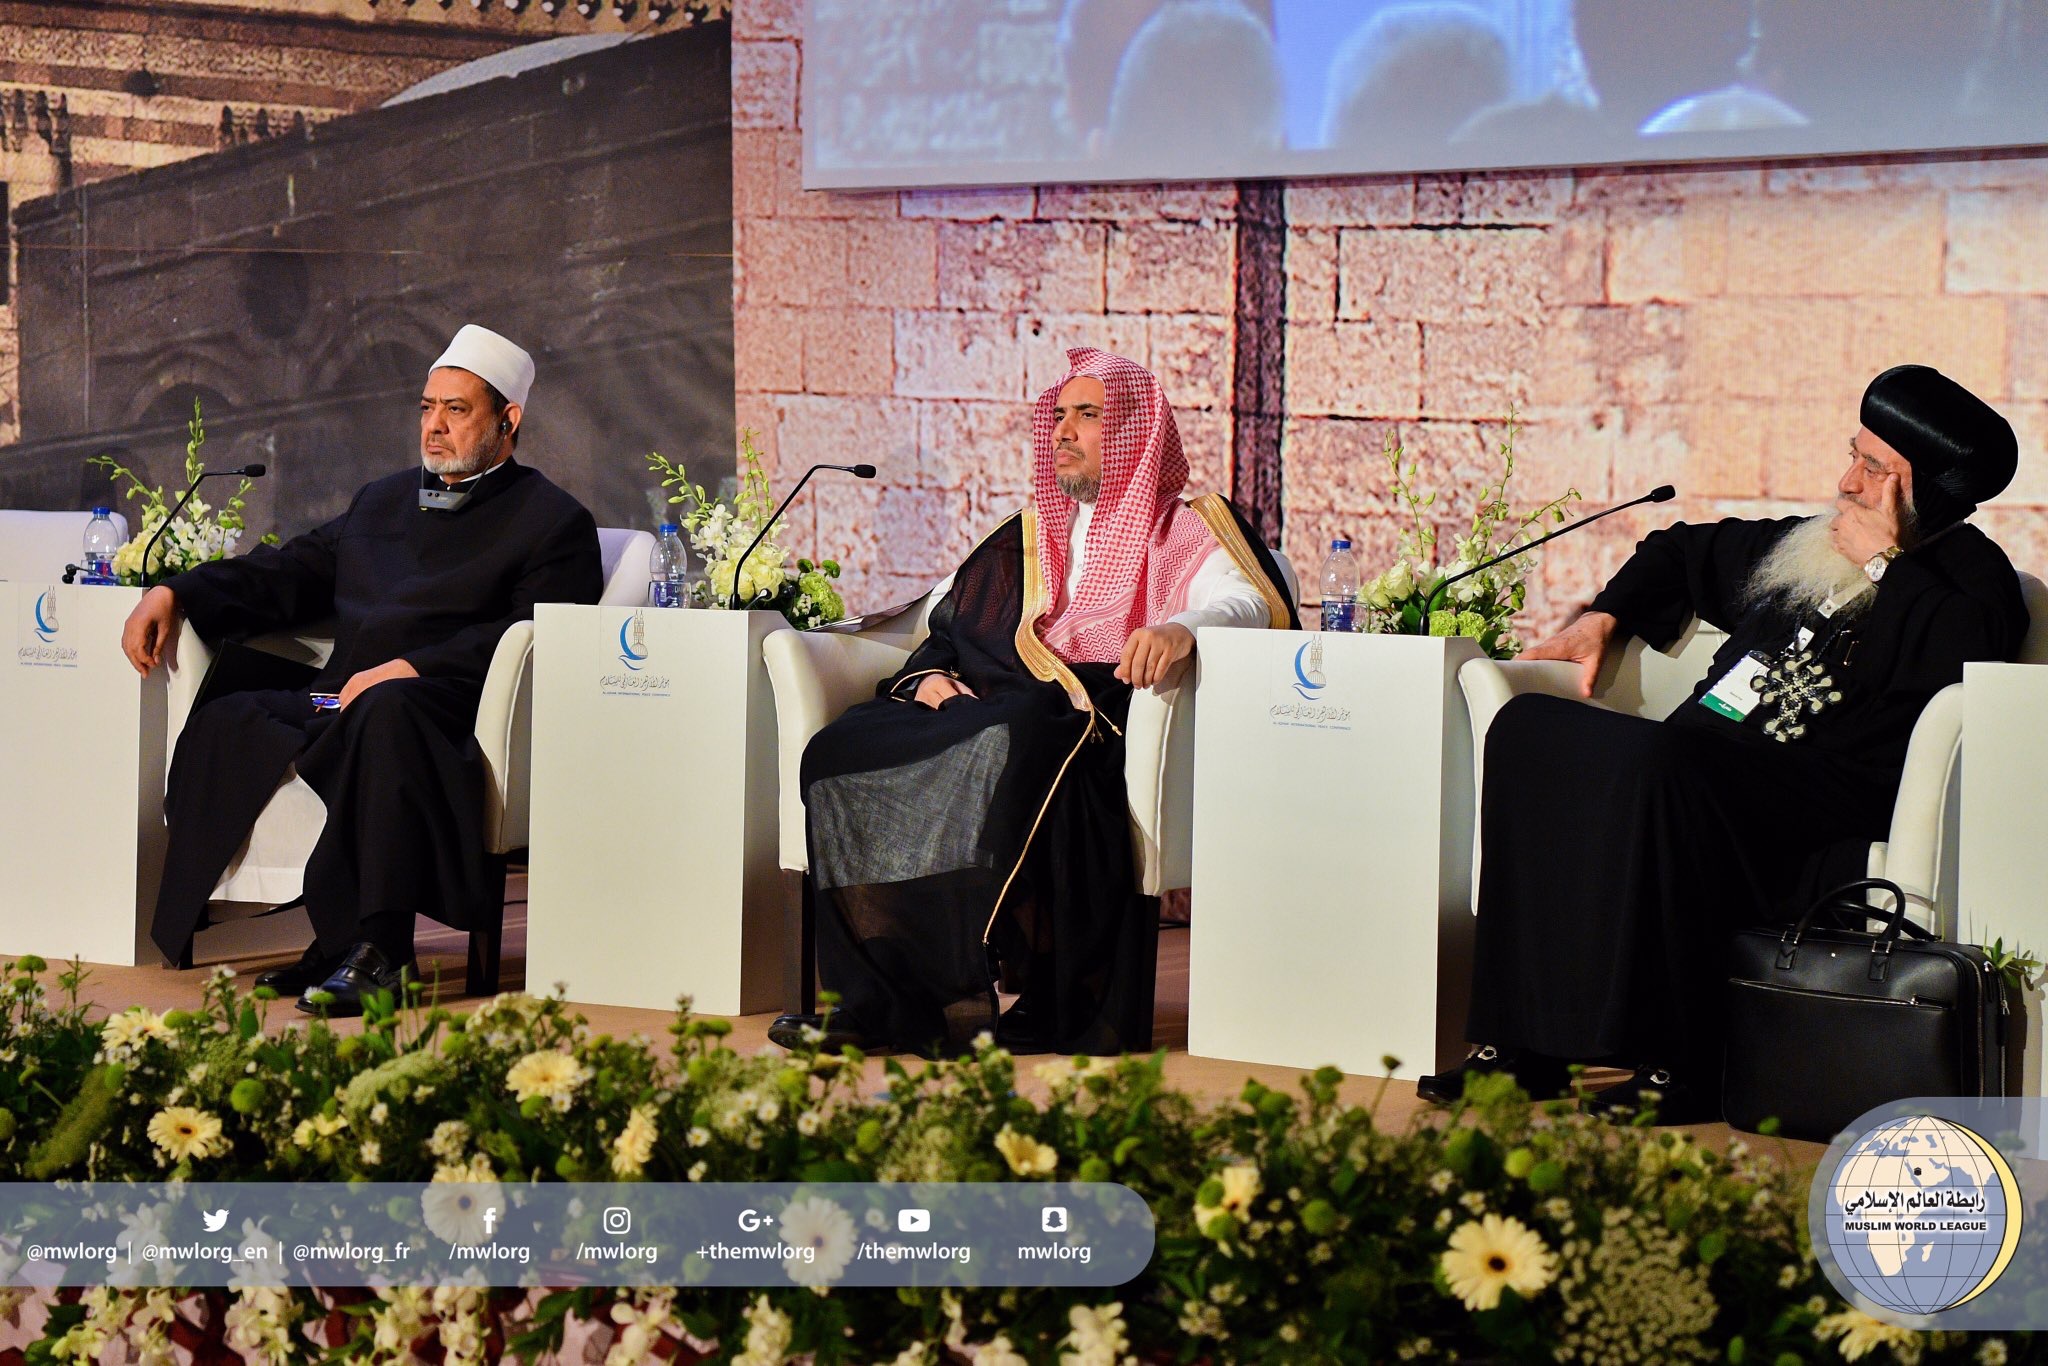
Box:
(87, 397, 274, 585)
(1358, 414, 1579, 660)
(647, 430, 848, 631)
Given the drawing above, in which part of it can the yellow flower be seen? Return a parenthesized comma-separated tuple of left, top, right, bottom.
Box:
(291, 1112, 348, 1149)
(1814, 1308, 1924, 1362)
(1440, 1213, 1557, 1312)
(612, 1105, 658, 1177)
(993, 1126, 1058, 1176)
(147, 1106, 226, 1162)
(1193, 1163, 1263, 1244)
(504, 1049, 592, 1110)
(101, 1009, 172, 1057)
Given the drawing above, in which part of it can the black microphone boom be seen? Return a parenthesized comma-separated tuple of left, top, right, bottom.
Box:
(138, 464, 269, 589)
(728, 462, 877, 609)
(1416, 484, 1675, 627)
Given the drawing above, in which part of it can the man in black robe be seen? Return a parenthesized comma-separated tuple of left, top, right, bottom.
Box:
(121, 324, 602, 1013)
(768, 348, 1296, 1058)
(1419, 365, 2028, 1122)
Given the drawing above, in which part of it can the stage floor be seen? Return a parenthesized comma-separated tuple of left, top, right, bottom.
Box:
(24, 875, 1821, 1159)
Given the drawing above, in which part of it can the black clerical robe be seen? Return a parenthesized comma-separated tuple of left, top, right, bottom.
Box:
(801, 497, 1295, 1058)
(150, 458, 601, 966)
(1467, 517, 2028, 1074)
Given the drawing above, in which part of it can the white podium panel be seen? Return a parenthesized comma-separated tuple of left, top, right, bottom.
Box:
(1188, 630, 1479, 1079)
(1960, 662, 2048, 1096)
(0, 583, 167, 965)
(527, 606, 790, 1016)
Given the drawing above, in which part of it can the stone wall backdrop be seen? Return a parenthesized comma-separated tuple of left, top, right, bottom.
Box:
(2, 26, 732, 537)
(732, 0, 2048, 637)
(0, 0, 718, 447)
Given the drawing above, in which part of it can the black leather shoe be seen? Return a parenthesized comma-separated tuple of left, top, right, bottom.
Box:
(1416, 1045, 1573, 1106)
(255, 943, 333, 996)
(767, 1013, 871, 1052)
(1583, 1065, 1720, 1126)
(996, 998, 1055, 1055)
(297, 942, 414, 1018)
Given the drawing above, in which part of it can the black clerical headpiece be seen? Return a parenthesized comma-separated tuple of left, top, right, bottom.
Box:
(1861, 365, 2017, 533)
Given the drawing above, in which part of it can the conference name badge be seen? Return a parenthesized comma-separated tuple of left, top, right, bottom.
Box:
(1699, 651, 1771, 722)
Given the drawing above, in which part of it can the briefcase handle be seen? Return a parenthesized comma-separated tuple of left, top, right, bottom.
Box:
(1783, 877, 1935, 948)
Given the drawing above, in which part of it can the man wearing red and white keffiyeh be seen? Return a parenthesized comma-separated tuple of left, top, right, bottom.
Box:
(777, 347, 1294, 1060)
(911, 347, 1274, 708)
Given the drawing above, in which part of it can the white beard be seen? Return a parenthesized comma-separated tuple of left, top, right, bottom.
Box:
(423, 426, 504, 481)
(1056, 470, 1099, 503)
(1743, 513, 1874, 619)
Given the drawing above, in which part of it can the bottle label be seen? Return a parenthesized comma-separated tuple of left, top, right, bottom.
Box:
(1320, 602, 1357, 633)
(649, 582, 682, 609)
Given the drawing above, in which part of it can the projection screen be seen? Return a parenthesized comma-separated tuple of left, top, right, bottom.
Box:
(803, 0, 2048, 190)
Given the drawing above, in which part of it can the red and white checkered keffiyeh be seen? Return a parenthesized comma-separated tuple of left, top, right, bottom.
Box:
(1030, 347, 1221, 664)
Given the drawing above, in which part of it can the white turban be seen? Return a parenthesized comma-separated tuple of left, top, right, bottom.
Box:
(430, 324, 535, 409)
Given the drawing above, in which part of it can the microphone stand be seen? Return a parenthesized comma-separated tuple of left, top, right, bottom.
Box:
(1415, 485, 1677, 628)
(728, 463, 875, 609)
(140, 466, 265, 589)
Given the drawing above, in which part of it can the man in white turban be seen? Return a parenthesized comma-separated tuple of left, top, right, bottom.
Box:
(121, 325, 602, 1012)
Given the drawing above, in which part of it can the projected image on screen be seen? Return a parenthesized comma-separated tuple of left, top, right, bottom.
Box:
(804, 0, 2048, 189)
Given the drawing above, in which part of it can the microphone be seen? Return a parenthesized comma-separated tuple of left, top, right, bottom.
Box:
(139, 464, 269, 588)
(727, 463, 877, 609)
(1417, 485, 1675, 625)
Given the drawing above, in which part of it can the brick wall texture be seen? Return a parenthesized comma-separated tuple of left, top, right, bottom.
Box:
(734, 0, 2048, 638)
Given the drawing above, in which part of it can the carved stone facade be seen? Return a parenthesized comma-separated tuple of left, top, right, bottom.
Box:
(3, 25, 734, 539)
(0, 0, 724, 444)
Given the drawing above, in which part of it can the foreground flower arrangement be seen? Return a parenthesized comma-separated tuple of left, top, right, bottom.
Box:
(0, 957, 2019, 1363)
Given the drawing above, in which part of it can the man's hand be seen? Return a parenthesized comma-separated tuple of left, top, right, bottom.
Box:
(1115, 623, 1196, 691)
(1832, 471, 1906, 566)
(120, 586, 182, 676)
(337, 658, 420, 710)
(913, 673, 976, 708)
(1520, 610, 1619, 699)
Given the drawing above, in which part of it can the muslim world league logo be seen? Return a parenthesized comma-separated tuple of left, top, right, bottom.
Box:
(1821, 1115, 2022, 1315)
(33, 589, 58, 643)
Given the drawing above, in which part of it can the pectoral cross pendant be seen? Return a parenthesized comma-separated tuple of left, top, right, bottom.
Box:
(1756, 648, 1842, 743)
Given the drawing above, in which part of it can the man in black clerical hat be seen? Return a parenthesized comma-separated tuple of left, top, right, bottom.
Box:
(121, 325, 602, 1014)
(1419, 365, 2029, 1123)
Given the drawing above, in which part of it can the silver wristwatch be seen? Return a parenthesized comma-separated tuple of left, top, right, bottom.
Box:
(1863, 545, 1903, 584)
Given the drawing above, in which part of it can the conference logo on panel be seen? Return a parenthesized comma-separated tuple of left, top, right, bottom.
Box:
(19, 586, 79, 669)
(1818, 1114, 2022, 1317)
(1267, 634, 1352, 731)
(599, 608, 669, 698)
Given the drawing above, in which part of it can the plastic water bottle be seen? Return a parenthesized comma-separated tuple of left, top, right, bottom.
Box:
(649, 523, 689, 608)
(1319, 538, 1360, 633)
(80, 507, 121, 585)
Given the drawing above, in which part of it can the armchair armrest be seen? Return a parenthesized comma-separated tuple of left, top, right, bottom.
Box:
(763, 630, 918, 872)
(1125, 680, 1193, 895)
(1878, 680, 1964, 932)
(477, 621, 535, 856)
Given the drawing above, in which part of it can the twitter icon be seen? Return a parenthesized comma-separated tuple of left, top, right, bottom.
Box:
(201, 1208, 229, 1233)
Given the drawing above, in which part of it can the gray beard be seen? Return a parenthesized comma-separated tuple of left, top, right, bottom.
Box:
(1056, 471, 1099, 503)
(1742, 513, 1875, 619)
(423, 427, 503, 481)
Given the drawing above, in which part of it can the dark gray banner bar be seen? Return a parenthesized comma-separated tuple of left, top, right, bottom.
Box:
(0, 1183, 1154, 1289)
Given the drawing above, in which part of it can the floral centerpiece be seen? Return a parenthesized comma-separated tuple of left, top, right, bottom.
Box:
(1359, 415, 1578, 659)
(0, 953, 2012, 1364)
(647, 431, 848, 630)
(86, 398, 270, 585)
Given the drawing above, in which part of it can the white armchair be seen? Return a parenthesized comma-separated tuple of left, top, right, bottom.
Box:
(162, 526, 654, 990)
(1456, 572, 2048, 934)
(763, 552, 1299, 1023)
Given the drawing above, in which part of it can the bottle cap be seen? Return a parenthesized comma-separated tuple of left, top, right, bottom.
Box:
(1330, 538, 1352, 550)
(92, 506, 113, 516)
(658, 522, 680, 534)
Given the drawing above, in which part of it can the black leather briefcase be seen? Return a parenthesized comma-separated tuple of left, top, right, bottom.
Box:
(1724, 878, 2008, 1142)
